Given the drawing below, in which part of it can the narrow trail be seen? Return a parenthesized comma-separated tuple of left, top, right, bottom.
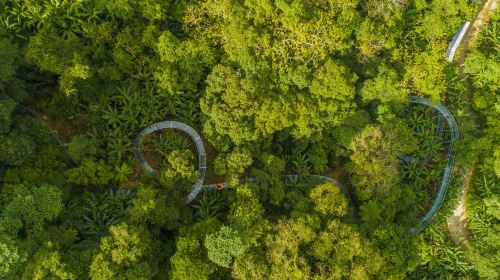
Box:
(457, 0, 497, 76)
(446, 0, 497, 246)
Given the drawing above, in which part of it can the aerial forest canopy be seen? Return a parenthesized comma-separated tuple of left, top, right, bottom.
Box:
(0, 0, 498, 279)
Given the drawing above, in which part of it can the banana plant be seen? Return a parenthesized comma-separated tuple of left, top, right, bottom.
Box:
(102, 105, 121, 126)
(193, 190, 226, 221)
(419, 134, 444, 160)
(286, 148, 311, 176)
(81, 189, 134, 238)
(107, 136, 132, 163)
(114, 162, 133, 183)
(402, 161, 427, 187)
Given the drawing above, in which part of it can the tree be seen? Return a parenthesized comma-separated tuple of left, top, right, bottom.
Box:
(155, 31, 216, 94)
(0, 97, 16, 134)
(0, 237, 25, 279)
(228, 184, 267, 245)
(65, 157, 114, 186)
(201, 65, 263, 145)
(265, 219, 315, 280)
(0, 132, 36, 166)
(89, 223, 157, 280)
(361, 65, 408, 104)
(67, 134, 99, 163)
(205, 226, 246, 268)
(22, 242, 75, 280)
(360, 200, 383, 224)
(232, 248, 270, 280)
(0, 184, 63, 237)
(170, 219, 221, 280)
(403, 44, 447, 101)
(309, 182, 348, 217)
(309, 219, 368, 278)
(162, 149, 199, 188)
(347, 125, 403, 200)
(129, 185, 181, 229)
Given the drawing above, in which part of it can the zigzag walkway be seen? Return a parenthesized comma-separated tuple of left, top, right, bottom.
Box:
(16, 95, 458, 234)
(133, 96, 459, 234)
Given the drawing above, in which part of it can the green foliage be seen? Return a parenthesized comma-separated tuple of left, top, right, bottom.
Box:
(129, 185, 181, 229)
(0, 236, 25, 278)
(309, 182, 348, 217)
(404, 44, 448, 101)
(155, 31, 216, 94)
(22, 242, 75, 280)
(409, 226, 472, 279)
(2, 143, 68, 187)
(0, 184, 63, 237)
(360, 200, 383, 224)
(0, 0, 484, 278)
(0, 97, 16, 133)
(0, 132, 36, 166)
(228, 184, 267, 245)
(348, 125, 405, 200)
(193, 190, 225, 221)
(89, 223, 157, 280)
(170, 219, 221, 280)
(81, 189, 134, 238)
(161, 149, 199, 188)
(361, 65, 408, 104)
(67, 134, 99, 163)
(265, 219, 315, 279)
(467, 165, 500, 279)
(114, 162, 133, 183)
(65, 157, 114, 186)
(205, 226, 246, 268)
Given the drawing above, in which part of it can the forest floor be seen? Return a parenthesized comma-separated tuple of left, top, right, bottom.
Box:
(447, 0, 496, 246)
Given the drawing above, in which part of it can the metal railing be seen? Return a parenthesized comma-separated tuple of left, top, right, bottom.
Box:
(133, 121, 207, 204)
(408, 96, 460, 234)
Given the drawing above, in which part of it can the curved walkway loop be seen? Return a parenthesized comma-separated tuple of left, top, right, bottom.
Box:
(409, 96, 460, 235)
(133, 121, 207, 204)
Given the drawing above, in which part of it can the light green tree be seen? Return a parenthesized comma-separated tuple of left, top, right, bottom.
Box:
(89, 223, 156, 280)
(21, 242, 75, 280)
(0, 237, 25, 278)
(205, 226, 246, 268)
(310, 182, 348, 217)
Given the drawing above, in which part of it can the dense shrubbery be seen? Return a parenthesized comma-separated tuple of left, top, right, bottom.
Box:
(1, 1, 495, 279)
(462, 13, 500, 280)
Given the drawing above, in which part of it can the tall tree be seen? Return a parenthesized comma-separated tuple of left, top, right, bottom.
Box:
(89, 223, 158, 280)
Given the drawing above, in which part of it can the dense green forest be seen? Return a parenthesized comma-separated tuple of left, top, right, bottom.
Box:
(0, 0, 498, 279)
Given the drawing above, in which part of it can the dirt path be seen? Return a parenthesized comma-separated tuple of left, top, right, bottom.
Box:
(457, 0, 497, 75)
(446, 0, 496, 246)
(447, 168, 473, 246)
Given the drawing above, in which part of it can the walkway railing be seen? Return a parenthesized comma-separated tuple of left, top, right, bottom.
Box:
(130, 97, 460, 234)
(133, 121, 207, 204)
(408, 96, 460, 234)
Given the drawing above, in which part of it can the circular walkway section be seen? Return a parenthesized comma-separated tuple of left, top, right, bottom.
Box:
(133, 121, 207, 204)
